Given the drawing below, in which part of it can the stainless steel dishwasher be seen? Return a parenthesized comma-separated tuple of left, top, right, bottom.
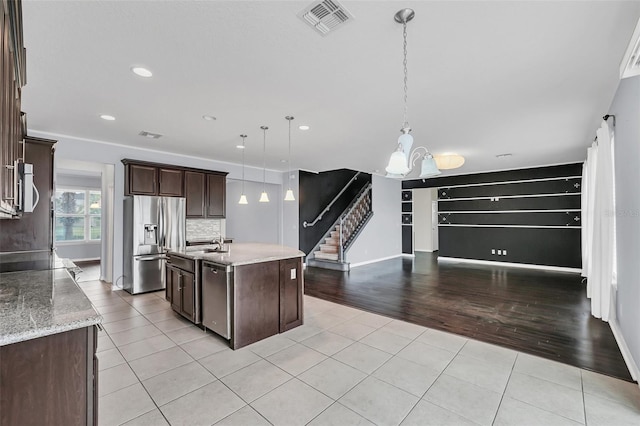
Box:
(201, 261, 233, 339)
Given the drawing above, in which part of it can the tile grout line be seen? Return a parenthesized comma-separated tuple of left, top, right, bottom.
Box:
(489, 351, 519, 425)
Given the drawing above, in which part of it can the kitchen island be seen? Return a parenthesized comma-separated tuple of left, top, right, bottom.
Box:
(167, 243, 305, 349)
(0, 255, 102, 426)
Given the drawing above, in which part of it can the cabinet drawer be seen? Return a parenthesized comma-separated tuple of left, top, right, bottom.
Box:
(167, 255, 195, 273)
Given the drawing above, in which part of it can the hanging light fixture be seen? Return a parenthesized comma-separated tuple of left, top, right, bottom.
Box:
(259, 126, 270, 203)
(284, 116, 296, 201)
(238, 134, 248, 205)
(385, 8, 440, 179)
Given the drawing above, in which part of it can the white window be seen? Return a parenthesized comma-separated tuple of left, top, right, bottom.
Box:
(55, 189, 101, 242)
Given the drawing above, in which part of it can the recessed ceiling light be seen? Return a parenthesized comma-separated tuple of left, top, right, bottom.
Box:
(202, 115, 217, 121)
(100, 114, 116, 121)
(281, 159, 287, 163)
(131, 67, 153, 77)
(298, 125, 310, 131)
(236, 145, 245, 149)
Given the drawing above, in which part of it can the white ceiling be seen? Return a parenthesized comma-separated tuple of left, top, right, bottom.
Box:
(21, 1, 640, 177)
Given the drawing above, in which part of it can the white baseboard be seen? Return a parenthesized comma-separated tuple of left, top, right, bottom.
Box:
(437, 256, 581, 274)
(609, 319, 640, 384)
(415, 249, 437, 253)
(351, 254, 404, 268)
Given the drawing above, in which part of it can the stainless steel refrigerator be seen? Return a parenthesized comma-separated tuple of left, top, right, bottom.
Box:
(123, 196, 186, 294)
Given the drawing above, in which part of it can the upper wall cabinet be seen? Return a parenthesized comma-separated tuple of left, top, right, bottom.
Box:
(185, 171, 206, 217)
(158, 168, 184, 197)
(123, 160, 185, 197)
(185, 171, 226, 218)
(206, 174, 225, 218)
(126, 163, 157, 195)
(122, 159, 226, 218)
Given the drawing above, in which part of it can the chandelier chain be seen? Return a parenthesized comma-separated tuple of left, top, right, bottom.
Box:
(402, 20, 409, 129)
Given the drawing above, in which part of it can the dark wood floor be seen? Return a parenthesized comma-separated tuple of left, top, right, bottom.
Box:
(305, 252, 633, 382)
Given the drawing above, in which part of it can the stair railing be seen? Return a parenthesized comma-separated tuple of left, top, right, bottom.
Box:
(338, 184, 373, 262)
(303, 172, 361, 228)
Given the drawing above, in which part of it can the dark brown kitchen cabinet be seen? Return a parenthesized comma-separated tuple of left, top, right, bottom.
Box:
(185, 171, 206, 217)
(206, 173, 226, 218)
(279, 258, 304, 332)
(185, 171, 226, 218)
(159, 168, 184, 197)
(0, 137, 56, 252)
(0, 325, 98, 426)
(166, 254, 200, 323)
(126, 163, 158, 195)
(1, 1, 27, 217)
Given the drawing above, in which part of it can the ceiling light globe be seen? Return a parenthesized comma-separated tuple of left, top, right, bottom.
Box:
(385, 150, 410, 175)
(420, 155, 442, 178)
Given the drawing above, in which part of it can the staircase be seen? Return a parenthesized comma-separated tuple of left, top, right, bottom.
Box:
(307, 183, 373, 271)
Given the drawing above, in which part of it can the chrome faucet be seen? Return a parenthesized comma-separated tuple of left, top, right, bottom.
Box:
(212, 236, 225, 251)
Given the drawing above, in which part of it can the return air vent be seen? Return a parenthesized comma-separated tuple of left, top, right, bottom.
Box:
(298, 0, 353, 37)
(138, 131, 162, 139)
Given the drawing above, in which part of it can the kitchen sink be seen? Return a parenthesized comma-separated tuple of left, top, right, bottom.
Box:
(202, 248, 229, 253)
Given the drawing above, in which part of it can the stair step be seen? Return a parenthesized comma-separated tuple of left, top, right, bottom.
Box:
(314, 251, 339, 261)
(330, 231, 340, 238)
(325, 237, 338, 245)
(319, 244, 338, 253)
(307, 258, 350, 271)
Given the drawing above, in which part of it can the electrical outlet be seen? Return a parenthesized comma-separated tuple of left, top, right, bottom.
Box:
(491, 249, 495, 255)
(497, 250, 502, 255)
(503, 249, 507, 256)
(290, 269, 296, 280)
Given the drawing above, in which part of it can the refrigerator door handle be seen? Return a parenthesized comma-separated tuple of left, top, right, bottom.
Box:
(135, 255, 167, 262)
(158, 198, 166, 250)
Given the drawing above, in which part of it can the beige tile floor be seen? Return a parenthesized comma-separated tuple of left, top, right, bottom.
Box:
(80, 279, 640, 426)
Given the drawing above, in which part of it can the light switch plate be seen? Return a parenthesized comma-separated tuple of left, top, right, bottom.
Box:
(290, 268, 296, 280)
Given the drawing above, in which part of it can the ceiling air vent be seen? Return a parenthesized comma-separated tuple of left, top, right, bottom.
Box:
(138, 131, 162, 139)
(298, 0, 353, 37)
(620, 18, 640, 79)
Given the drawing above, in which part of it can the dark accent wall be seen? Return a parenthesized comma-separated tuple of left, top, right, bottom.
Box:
(299, 169, 371, 255)
(402, 163, 582, 268)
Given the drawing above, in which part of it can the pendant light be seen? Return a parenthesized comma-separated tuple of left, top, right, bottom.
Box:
(238, 134, 248, 205)
(284, 116, 295, 201)
(259, 126, 270, 203)
(385, 8, 440, 179)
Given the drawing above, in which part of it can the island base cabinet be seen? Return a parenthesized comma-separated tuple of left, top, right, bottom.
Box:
(228, 258, 304, 350)
(0, 326, 98, 426)
(279, 258, 303, 332)
(232, 262, 281, 349)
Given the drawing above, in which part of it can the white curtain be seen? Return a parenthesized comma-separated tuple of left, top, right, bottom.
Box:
(582, 120, 616, 321)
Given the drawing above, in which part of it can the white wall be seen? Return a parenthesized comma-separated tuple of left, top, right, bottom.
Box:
(414, 188, 437, 252)
(225, 179, 281, 244)
(347, 174, 402, 265)
(32, 130, 286, 284)
(609, 75, 640, 379)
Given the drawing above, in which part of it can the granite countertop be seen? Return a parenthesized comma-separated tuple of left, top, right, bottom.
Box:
(0, 268, 102, 346)
(170, 242, 304, 266)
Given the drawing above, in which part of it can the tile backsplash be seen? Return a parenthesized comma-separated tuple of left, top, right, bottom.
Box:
(186, 219, 225, 242)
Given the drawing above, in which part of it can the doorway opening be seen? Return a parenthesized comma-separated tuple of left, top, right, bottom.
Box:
(55, 159, 115, 283)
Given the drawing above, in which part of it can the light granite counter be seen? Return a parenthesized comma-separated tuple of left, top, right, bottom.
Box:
(171, 242, 304, 266)
(0, 268, 102, 346)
